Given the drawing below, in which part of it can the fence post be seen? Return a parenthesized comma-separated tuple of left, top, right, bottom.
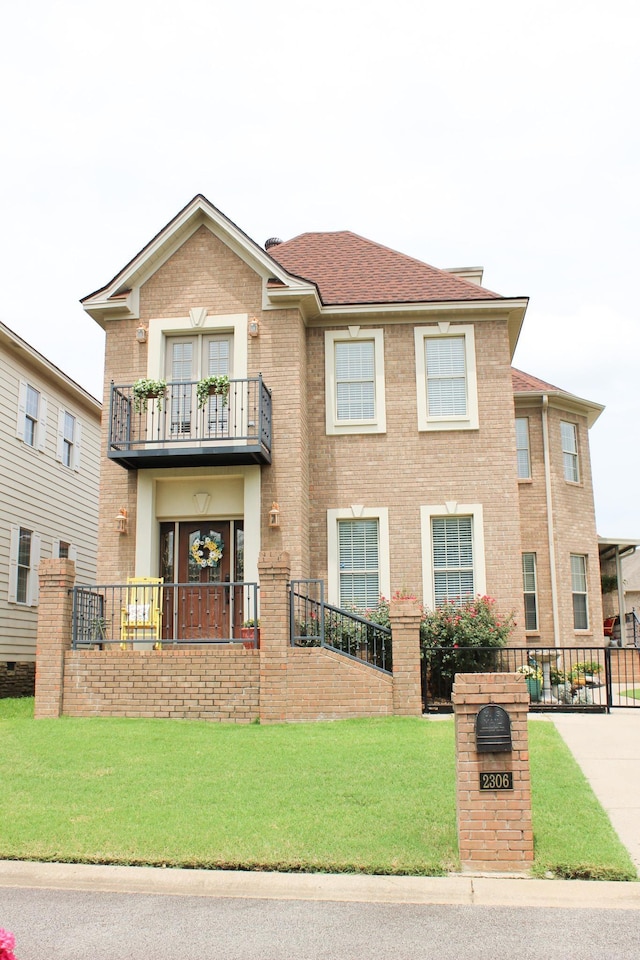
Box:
(34, 558, 76, 719)
(258, 550, 291, 723)
(389, 599, 423, 716)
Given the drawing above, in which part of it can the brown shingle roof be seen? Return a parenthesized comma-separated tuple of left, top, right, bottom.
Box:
(267, 231, 502, 305)
(512, 368, 564, 393)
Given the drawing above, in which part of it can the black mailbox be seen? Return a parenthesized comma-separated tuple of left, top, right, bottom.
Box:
(475, 704, 512, 753)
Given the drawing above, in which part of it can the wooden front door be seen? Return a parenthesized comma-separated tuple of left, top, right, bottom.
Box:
(178, 521, 231, 640)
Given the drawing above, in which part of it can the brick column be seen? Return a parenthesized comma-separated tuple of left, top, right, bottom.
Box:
(258, 550, 291, 723)
(389, 599, 423, 716)
(34, 558, 76, 719)
(452, 673, 533, 872)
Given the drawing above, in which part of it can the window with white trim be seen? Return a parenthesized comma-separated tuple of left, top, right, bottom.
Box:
(522, 552, 538, 631)
(8, 525, 41, 606)
(54, 539, 76, 561)
(338, 519, 380, 607)
(431, 516, 474, 606)
(414, 325, 479, 431)
(56, 410, 82, 470)
(327, 507, 390, 606)
(571, 554, 589, 630)
(325, 329, 386, 434)
(561, 421, 579, 483)
(420, 504, 486, 609)
(16, 381, 47, 450)
(515, 418, 531, 479)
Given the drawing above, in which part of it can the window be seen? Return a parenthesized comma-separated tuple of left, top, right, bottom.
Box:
(17, 381, 47, 450)
(325, 329, 386, 434)
(327, 507, 390, 605)
(522, 553, 538, 631)
(414, 325, 479, 431)
(56, 409, 81, 470)
(571, 554, 589, 630)
(561, 421, 579, 482)
(166, 333, 232, 437)
(421, 504, 486, 609)
(515, 418, 531, 479)
(431, 516, 474, 606)
(8, 525, 41, 605)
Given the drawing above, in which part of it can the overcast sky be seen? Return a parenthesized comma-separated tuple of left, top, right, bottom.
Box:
(1, 0, 638, 537)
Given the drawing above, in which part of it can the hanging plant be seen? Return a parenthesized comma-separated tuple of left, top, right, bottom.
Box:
(196, 375, 230, 410)
(132, 378, 167, 412)
(190, 532, 223, 568)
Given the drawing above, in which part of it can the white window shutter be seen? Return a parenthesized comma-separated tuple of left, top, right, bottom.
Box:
(29, 533, 41, 606)
(68, 544, 77, 562)
(16, 381, 27, 441)
(56, 408, 65, 462)
(52, 538, 60, 558)
(8, 524, 19, 602)
(73, 421, 82, 471)
(38, 396, 48, 452)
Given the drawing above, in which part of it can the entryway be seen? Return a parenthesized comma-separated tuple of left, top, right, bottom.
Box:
(159, 519, 245, 641)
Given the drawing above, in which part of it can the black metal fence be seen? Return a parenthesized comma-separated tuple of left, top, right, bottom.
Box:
(290, 580, 392, 674)
(72, 581, 259, 648)
(108, 377, 271, 454)
(422, 644, 640, 713)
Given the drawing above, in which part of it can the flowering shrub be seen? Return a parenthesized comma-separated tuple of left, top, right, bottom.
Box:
(0, 928, 17, 960)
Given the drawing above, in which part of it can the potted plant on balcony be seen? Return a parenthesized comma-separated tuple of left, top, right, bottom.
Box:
(241, 618, 260, 648)
(132, 378, 167, 412)
(196, 375, 230, 410)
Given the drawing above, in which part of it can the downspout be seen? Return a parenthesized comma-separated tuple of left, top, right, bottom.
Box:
(542, 395, 560, 647)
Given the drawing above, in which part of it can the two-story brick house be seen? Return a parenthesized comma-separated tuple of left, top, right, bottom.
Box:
(80, 194, 604, 651)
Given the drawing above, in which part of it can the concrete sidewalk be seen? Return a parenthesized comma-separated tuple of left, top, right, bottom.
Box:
(545, 710, 640, 875)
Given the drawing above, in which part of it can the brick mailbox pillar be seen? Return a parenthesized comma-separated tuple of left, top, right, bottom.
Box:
(34, 558, 76, 719)
(452, 673, 533, 872)
(258, 550, 291, 724)
(389, 599, 422, 716)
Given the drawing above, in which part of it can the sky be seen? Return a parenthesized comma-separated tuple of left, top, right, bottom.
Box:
(1, 0, 638, 537)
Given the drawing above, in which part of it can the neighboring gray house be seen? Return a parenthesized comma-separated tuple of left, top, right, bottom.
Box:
(0, 321, 101, 696)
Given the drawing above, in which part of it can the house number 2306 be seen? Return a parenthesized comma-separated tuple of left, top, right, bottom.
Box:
(479, 772, 513, 791)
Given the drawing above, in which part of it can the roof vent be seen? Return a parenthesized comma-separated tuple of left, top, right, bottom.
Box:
(265, 237, 282, 250)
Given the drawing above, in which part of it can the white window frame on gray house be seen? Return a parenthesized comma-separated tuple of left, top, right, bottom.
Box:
(8, 525, 41, 606)
(57, 409, 82, 470)
(16, 381, 47, 451)
(515, 417, 531, 479)
(561, 421, 579, 483)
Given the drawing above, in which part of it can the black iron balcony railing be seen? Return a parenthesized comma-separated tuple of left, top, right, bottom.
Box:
(108, 377, 272, 469)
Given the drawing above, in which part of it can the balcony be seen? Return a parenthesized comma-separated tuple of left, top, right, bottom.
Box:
(108, 377, 272, 469)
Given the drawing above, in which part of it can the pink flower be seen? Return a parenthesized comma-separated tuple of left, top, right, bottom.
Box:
(0, 929, 16, 960)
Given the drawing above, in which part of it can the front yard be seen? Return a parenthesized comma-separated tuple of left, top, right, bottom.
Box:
(0, 700, 634, 879)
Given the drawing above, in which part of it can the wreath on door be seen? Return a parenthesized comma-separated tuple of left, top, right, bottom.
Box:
(190, 532, 223, 568)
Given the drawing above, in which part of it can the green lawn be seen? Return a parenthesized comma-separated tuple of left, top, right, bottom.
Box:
(0, 699, 635, 879)
(621, 689, 640, 700)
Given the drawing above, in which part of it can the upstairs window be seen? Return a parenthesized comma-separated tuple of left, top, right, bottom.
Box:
(415, 325, 479, 431)
(522, 552, 538, 631)
(561, 421, 579, 483)
(571, 554, 589, 630)
(56, 410, 81, 470)
(325, 329, 386, 435)
(515, 418, 531, 479)
(17, 381, 47, 450)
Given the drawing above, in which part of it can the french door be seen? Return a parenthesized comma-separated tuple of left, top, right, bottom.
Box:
(166, 334, 232, 439)
(159, 520, 244, 641)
